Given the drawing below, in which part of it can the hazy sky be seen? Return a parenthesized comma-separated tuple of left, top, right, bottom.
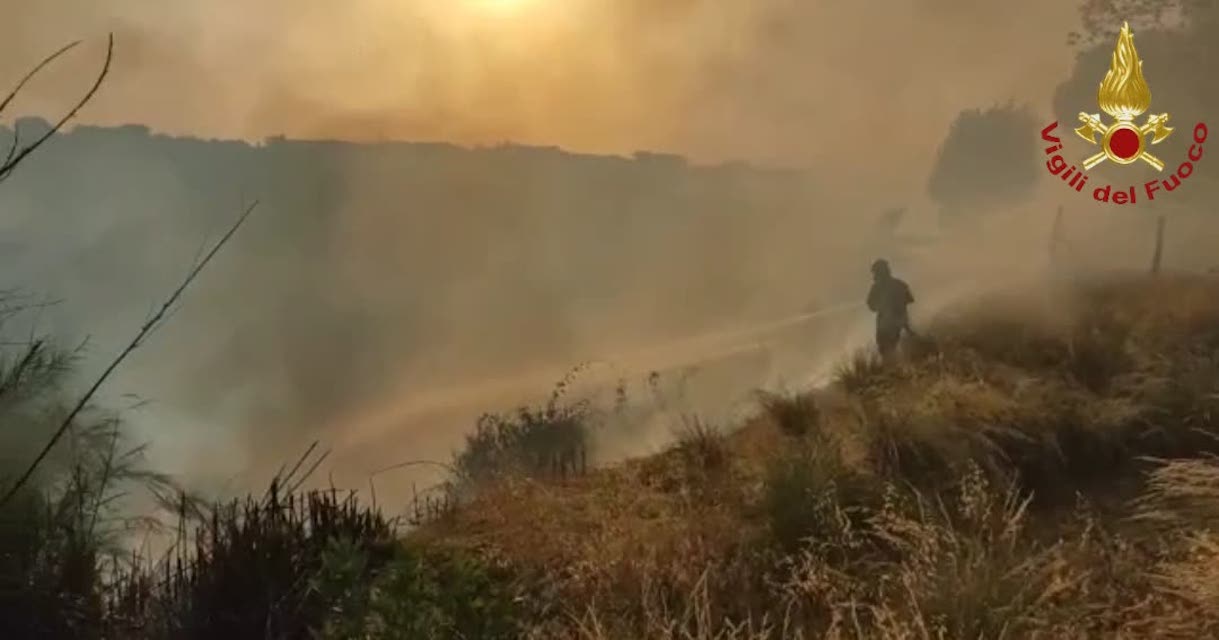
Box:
(2, 0, 1114, 497)
(6, 0, 1082, 191)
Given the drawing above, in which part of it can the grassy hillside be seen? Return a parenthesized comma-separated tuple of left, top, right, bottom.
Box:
(406, 272, 1219, 638)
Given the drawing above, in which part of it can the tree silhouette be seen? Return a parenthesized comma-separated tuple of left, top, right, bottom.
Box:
(926, 104, 1040, 226)
(1062, 1, 1216, 109)
(1067, 0, 1190, 48)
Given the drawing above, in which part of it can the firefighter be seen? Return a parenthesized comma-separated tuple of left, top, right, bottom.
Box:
(866, 259, 914, 361)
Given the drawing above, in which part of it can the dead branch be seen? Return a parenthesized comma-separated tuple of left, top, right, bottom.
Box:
(0, 200, 259, 508)
(371, 459, 459, 477)
(285, 449, 331, 495)
(2, 128, 19, 168)
(0, 34, 113, 184)
(263, 441, 331, 503)
(0, 40, 82, 117)
(269, 441, 319, 495)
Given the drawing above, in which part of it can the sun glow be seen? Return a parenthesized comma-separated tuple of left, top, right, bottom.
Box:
(468, 0, 532, 15)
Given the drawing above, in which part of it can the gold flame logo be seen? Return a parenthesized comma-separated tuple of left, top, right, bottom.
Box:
(1074, 22, 1173, 171)
(1098, 23, 1151, 120)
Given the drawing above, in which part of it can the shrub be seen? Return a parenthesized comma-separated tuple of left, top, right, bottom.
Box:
(671, 415, 729, 474)
(104, 483, 398, 639)
(454, 378, 594, 488)
(927, 104, 1040, 224)
(354, 546, 524, 639)
(833, 350, 890, 396)
(757, 391, 819, 439)
(0, 337, 173, 639)
(762, 444, 879, 554)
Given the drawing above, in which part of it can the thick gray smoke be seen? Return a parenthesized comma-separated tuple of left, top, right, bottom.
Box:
(0, 126, 873, 496)
(3, 1, 1219, 503)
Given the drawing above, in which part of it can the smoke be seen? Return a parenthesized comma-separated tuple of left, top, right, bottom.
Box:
(5, 0, 1081, 184)
(7, 0, 1219, 504)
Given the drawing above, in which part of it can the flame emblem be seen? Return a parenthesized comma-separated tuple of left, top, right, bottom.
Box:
(1073, 22, 1173, 171)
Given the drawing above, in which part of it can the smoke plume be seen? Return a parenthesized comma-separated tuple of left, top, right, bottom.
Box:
(5, 1, 1219, 503)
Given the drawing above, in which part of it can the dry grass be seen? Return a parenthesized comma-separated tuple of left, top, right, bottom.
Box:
(410, 274, 1219, 638)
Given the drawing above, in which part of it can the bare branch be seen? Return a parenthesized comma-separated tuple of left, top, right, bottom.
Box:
(0, 200, 259, 508)
(0, 40, 82, 116)
(285, 449, 331, 495)
(280, 440, 319, 489)
(264, 441, 320, 502)
(0, 33, 114, 184)
(371, 459, 459, 477)
(2, 127, 19, 168)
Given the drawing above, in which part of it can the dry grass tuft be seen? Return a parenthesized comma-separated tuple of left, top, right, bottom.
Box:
(757, 391, 820, 439)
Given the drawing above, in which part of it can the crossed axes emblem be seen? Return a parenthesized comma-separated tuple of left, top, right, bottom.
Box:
(1074, 112, 1174, 171)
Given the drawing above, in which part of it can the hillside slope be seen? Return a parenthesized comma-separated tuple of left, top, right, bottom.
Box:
(411, 273, 1219, 639)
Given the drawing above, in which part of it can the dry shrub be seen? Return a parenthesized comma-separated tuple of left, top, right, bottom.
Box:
(834, 350, 891, 396)
(454, 383, 593, 489)
(1134, 456, 1219, 530)
(762, 440, 877, 555)
(757, 391, 820, 439)
(1122, 457, 1219, 636)
(671, 416, 729, 475)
